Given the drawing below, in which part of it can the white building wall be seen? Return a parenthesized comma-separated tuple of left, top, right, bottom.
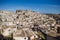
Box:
(14, 37, 28, 40)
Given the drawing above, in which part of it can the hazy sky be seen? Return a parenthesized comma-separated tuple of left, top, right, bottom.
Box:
(0, 0, 60, 13)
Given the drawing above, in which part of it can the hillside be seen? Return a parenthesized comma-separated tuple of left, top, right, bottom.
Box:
(0, 10, 60, 40)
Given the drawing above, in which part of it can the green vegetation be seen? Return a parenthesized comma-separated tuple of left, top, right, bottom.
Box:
(36, 32, 45, 40)
(0, 33, 13, 40)
(0, 15, 2, 25)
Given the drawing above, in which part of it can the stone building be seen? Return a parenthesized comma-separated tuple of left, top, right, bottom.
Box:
(0, 10, 60, 40)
